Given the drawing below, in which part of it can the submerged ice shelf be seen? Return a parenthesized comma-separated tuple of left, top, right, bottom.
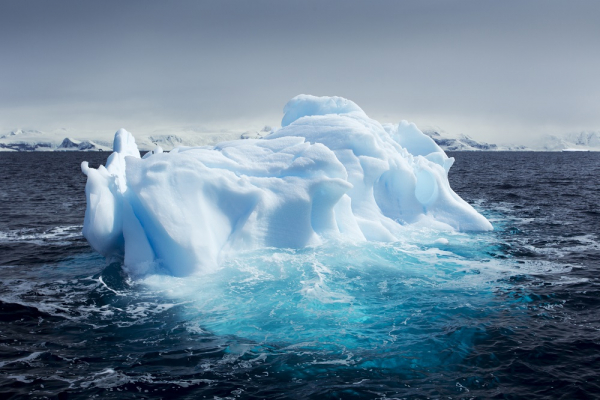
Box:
(81, 95, 492, 277)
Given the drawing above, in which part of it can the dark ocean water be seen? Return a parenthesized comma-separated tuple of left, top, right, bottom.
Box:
(0, 151, 599, 399)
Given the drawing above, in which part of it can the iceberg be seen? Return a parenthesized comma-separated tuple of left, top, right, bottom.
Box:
(81, 95, 492, 277)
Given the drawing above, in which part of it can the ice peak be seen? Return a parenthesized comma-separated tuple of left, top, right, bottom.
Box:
(112, 128, 140, 158)
(281, 95, 365, 127)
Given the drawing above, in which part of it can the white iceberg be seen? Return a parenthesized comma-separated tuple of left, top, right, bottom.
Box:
(81, 95, 492, 277)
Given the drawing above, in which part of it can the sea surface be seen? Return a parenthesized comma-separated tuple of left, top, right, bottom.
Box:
(0, 151, 599, 399)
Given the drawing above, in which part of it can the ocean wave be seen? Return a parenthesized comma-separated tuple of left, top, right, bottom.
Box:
(0, 225, 83, 245)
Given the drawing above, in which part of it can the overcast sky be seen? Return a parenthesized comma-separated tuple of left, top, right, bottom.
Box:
(1, 0, 599, 143)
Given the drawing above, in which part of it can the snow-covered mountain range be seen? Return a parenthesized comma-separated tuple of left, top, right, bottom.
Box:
(1, 127, 599, 152)
(533, 131, 600, 151)
(421, 130, 504, 151)
(417, 129, 600, 152)
(0, 129, 111, 152)
(0, 128, 242, 152)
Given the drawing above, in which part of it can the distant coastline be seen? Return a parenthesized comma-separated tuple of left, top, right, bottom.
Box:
(1, 128, 599, 152)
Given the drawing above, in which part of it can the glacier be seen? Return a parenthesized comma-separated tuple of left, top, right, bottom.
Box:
(81, 95, 492, 277)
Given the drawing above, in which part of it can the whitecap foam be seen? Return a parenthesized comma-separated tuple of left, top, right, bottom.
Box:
(0, 225, 83, 245)
(0, 351, 44, 368)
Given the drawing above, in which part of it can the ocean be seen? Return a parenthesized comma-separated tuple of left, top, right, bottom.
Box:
(0, 151, 599, 399)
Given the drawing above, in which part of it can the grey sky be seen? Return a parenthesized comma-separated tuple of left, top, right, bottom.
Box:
(1, 0, 599, 143)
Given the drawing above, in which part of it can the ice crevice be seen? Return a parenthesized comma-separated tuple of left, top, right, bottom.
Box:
(81, 95, 492, 277)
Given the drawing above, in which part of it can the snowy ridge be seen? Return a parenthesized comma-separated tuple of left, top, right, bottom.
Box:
(3, 126, 599, 152)
(0, 128, 44, 139)
(422, 129, 600, 152)
(420, 129, 534, 151)
(537, 131, 600, 151)
(57, 138, 111, 152)
(81, 95, 492, 278)
(0, 128, 242, 152)
(422, 130, 500, 151)
(240, 126, 273, 140)
(0, 129, 112, 152)
(139, 130, 242, 150)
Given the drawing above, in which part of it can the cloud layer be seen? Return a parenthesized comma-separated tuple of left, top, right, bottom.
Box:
(1, 0, 599, 143)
